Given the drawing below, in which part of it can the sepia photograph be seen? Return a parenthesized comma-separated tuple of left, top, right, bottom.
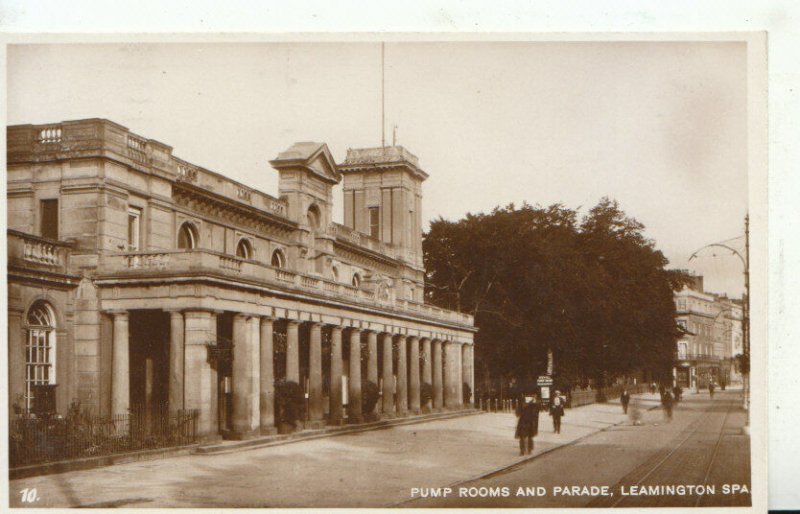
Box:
(3, 34, 767, 510)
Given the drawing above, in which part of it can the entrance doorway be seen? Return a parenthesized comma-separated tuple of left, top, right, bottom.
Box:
(129, 310, 170, 431)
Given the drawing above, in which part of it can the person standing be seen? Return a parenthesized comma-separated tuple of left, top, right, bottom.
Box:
(662, 390, 674, 422)
(708, 381, 715, 399)
(549, 390, 565, 434)
(620, 388, 631, 414)
(515, 394, 540, 456)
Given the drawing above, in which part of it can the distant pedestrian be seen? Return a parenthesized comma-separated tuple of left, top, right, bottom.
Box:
(515, 393, 540, 456)
(708, 382, 716, 399)
(650, 382, 657, 395)
(549, 390, 565, 434)
(620, 389, 631, 414)
(673, 385, 682, 402)
(662, 390, 674, 421)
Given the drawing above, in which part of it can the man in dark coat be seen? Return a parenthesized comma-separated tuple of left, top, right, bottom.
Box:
(662, 390, 674, 421)
(515, 394, 539, 455)
(549, 390, 565, 434)
(620, 388, 631, 414)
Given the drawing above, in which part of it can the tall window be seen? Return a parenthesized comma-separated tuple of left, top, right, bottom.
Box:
(677, 341, 688, 359)
(369, 207, 380, 239)
(40, 199, 59, 240)
(271, 249, 285, 268)
(25, 301, 56, 411)
(177, 222, 198, 250)
(352, 273, 361, 288)
(128, 207, 142, 251)
(236, 238, 253, 259)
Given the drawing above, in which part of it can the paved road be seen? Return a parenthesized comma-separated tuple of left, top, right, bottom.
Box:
(8, 390, 749, 508)
(408, 389, 751, 508)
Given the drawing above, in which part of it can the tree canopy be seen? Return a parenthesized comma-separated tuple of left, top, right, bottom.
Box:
(423, 198, 690, 390)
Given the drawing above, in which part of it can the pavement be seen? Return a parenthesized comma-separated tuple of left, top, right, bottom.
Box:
(7, 391, 667, 508)
(409, 389, 750, 508)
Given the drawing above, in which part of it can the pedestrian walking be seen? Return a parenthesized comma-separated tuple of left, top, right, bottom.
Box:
(620, 388, 631, 414)
(708, 381, 715, 399)
(549, 390, 565, 434)
(515, 393, 539, 456)
(661, 390, 674, 422)
(672, 384, 682, 402)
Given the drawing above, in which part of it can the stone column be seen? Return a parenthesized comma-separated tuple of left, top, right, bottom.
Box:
(231, 314, 259, 438)
(259, 317, 276, 434)
(462, 344, 472, 406)
(408, 336, 421, 414)
(348, 329, 363, 423)
(309, 323, 323, 423)
(381, 333, 395, 416)
(8, 310, 25, 410)
(444, 341, 455, 409)
(396, 335, 408, 415)
(111, 311, 130, 417)
(329, 326, 344, 425)
(367, 330, 378, 384)
(168, 310, 184, 414)
(470, 345, 476, 405)
(286, 320, 300, 383)
(456, 342, 464, 407)
(422, 338, 432, 410)
(184, 310, 217, 437)
(432, 339, 443, 410)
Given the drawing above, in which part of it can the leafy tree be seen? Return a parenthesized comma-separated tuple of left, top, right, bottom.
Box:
(423, 198, 690, 391)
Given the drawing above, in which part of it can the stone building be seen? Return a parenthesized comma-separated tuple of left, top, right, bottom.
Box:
(673, 275, 742, 390)
(6, 118, 476, 439)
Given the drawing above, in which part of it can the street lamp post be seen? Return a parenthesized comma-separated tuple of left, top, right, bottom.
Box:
(689, 214, 750, 431)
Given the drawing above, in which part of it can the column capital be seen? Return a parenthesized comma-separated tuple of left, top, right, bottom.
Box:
(107, 309, 129, 318)
(328, 324, 343, 333)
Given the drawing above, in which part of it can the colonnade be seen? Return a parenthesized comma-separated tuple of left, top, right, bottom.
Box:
(108, 309, 475, 438)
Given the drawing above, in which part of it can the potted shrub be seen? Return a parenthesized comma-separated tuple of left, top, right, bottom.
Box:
(275, 380, 304, 434)
(361, 381, 380, 421)
(420, 382, 433, 413)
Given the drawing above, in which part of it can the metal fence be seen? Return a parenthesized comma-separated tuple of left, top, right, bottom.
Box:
(9, 406, 199, 468)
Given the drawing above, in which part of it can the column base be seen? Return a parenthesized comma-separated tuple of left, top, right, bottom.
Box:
(381, 412, 396, 420)
(222, 428, 260, 441)
(327, 417, 345, 427)
(347, 415, 364, 425)
(304, 419, 326, 430)
(260, 426, 278, 436)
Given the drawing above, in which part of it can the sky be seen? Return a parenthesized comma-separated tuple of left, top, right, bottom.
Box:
(7, 41, 749, 297)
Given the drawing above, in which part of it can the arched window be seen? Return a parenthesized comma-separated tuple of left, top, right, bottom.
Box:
(25, 301, 56, 411)
(177, 222, 199, 250)
(271, 248, 286, 269)
(307, 204, 321, 229)
(332, 265, 340, 282)
(352, 272, 361, 288)
(236, 238, 253, 260)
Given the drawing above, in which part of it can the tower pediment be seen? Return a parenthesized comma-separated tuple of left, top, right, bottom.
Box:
(270, 142, 341, 185)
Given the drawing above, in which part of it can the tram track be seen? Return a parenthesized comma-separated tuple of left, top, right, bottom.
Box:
(598, 395, 736, 508)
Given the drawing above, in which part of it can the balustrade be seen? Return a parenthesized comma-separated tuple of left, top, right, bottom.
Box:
(37, 126, 62, 144)
(127, 253, 170, 270)
(23, 240, 60, 265)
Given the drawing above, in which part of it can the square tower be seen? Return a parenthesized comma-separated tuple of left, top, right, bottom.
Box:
(338, 146, 427, 268)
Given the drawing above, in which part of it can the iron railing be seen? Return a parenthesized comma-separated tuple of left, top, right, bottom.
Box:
(9, 405, 198, 468)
